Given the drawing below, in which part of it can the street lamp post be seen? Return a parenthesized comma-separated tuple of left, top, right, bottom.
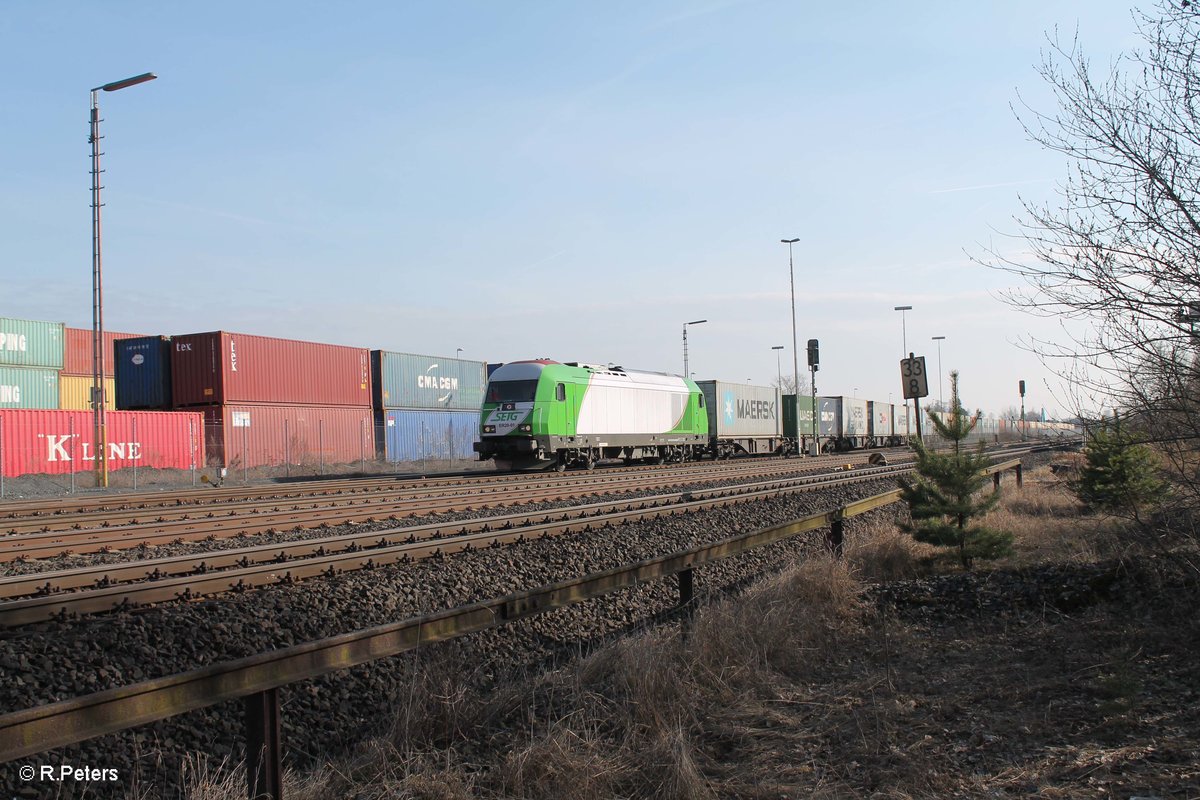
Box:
(90, 71, 156, 489)
(771, 345, 784, 390)
(682, 319, 707, 378)
(456, 347, 463, 358)
(893, 305, 912, 358)
(932, 335, 946, 409)
(781, 238, 800, 429)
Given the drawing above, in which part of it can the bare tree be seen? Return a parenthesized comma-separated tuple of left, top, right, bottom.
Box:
(987, 2, 1199, 562)
(772, 374, 813, 396)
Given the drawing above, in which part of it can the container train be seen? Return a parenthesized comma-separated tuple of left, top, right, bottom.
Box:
(474, 359, 916, 470)
(473, 358, 1082, 470)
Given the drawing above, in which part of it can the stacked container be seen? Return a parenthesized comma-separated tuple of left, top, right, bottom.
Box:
(371, 351, 486, 464)
(0, 408, 204, 478)
(59, 327, 147, 411)
(114, 336, 174, 410)
(170, 331, 375, 469)
(0, 317, 63, 410)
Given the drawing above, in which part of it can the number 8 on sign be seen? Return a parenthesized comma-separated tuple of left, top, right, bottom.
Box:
(900, 356, 929, 399)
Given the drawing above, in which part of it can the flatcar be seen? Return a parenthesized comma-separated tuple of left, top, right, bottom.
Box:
(473, 360, 709, 470)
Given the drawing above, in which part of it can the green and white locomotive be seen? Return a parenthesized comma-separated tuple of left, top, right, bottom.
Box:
(474, 360, 709, 470)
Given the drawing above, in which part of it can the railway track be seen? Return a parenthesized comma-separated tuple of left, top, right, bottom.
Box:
(0, 454, 905, 560)
(0, 462, 916, 626)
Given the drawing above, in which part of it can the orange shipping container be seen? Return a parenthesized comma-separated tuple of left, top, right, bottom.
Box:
(62, 327, 148, 377)
(58, 375, 115, 410)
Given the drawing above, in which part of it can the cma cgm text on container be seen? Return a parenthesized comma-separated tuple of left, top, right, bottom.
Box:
(371, 351, 487, 411)
(171, 332, 372, 408)
(0, 409, 205, 477)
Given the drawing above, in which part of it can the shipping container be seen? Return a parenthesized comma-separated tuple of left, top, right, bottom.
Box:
(59, 375, 115, 410)
(0, 366, 59, 409)
(867, 400, 892, 443)
(486, 363, 504, 378)
(199, 404, 375, 468)
(171, 332, 372, 408)
(114, 336, 173, 410)
(380, 409, 479, 463)
(0, 409, 204, 478)
(816, 396, 869, 449)
(0, 317, 63, 369)
(696, 381, 781, 438)
(782, 394, 817, 439)
(894, 404, 911, 437)
(371, 351, 486, 411)
(62, 327, 147, 376)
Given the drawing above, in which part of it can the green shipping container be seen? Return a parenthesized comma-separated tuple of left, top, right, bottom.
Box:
(0, 317, 64, 369)
(782, 393, 817, 438)
(371, 351, 486, 411)
(0, 366, 60, 409)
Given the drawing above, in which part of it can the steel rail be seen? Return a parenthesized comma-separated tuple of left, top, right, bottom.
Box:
(0, 457, 851, 536)
(0, 463, 917, 600)
(0, 460, 889, 561)
(0, 465, 923, 625)
(0, 451, 896, 519)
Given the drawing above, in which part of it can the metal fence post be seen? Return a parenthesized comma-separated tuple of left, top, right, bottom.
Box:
(284, 419, 290, 479)
(360, 418, 365, 474)
(69, 416, 76, 494)
(449, 418, 454, 470)
(190, 419, 197, 488)
(1016, 463, 1023, 488)
(421, 422, 426, 473)
(0, 416, 5, 499)
(319, 421, 324, 476)
(132, 417, 138, 490)
(826, 517, 845, 558)
(243, 425, 249, 484)
(243, 688, 284, 800)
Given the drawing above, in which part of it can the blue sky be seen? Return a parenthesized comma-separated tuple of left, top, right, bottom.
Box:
(2, 1, 1141, 417)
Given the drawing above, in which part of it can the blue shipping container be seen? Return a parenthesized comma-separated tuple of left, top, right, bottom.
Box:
(114, 336, 173, 410)
(382, 409, 479, 463)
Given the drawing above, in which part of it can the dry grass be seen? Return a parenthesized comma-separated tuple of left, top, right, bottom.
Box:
(163, 465, 1200, 800)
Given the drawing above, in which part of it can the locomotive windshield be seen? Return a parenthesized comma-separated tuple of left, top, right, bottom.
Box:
(486, 380, 538, 403)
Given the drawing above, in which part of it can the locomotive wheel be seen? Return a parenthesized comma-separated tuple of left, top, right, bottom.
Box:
(585, 454, 596, 471)
(554, 456, 567, 473)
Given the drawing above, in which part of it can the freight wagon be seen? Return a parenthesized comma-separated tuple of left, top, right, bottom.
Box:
(0, 409, 204, 478)
(475, 360, 708, 470)
(695, 380, 788, 457)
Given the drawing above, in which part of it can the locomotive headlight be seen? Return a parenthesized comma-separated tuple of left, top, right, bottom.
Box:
(483, 425, 496, 434)
(519, 424, 532, 433)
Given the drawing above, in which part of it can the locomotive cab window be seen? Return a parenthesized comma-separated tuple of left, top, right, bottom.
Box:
(555, 383, 565, 401)
(486, 380, 538, 403)
(698, 394, 704, 408)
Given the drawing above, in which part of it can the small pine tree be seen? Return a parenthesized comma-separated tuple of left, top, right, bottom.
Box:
(1072, 418, 1168, 521)
(898, 371, 1013, 569)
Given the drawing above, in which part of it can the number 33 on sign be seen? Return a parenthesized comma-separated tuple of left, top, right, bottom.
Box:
(900, 356, 929, 400)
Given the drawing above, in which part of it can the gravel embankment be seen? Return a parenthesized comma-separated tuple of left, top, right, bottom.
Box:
(1, 474, 903, 800)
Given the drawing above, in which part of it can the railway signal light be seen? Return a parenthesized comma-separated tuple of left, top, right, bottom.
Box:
(807, 339, 819, 370)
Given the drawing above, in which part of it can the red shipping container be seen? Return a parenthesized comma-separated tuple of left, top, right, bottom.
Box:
(199, 404, 375, 468)
(0, 409, 205, 478)
(62, 327, 148, 377)
(171, 332, 372, 408)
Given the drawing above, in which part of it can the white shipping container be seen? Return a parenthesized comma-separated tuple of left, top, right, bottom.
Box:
(696, 381, 782, 438)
